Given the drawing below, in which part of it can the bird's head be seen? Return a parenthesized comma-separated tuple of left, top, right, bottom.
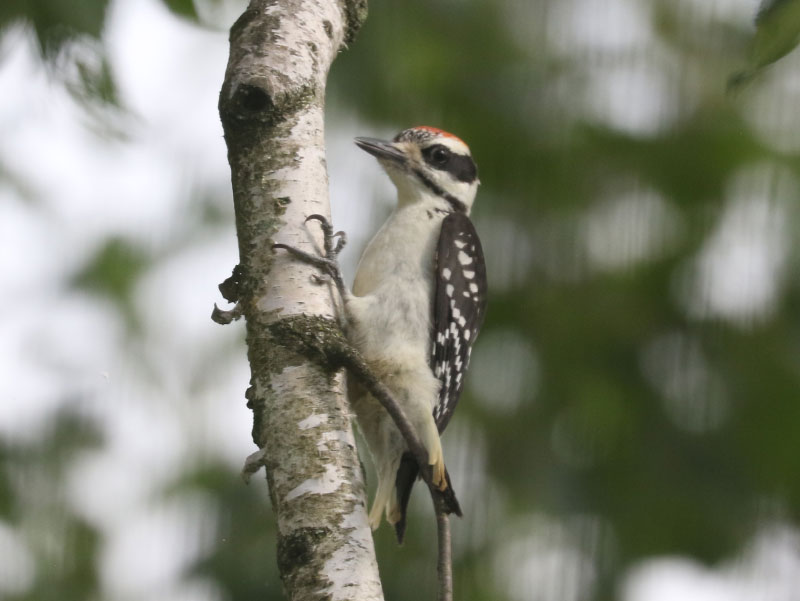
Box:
(355, 126, 479, 214)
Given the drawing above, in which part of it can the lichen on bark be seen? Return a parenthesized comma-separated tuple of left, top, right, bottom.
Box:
(217, 1, 379, 600)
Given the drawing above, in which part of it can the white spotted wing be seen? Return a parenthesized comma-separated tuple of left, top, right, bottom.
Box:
(430, 212, 488, 432)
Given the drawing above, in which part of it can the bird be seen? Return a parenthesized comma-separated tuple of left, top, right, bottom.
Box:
(276, 126, 488, 543)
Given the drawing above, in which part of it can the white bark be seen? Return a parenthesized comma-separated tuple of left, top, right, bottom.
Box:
(218, 1, 382, 599)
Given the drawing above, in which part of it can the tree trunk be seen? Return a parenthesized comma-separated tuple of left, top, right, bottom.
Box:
(217, 1, 382, 599)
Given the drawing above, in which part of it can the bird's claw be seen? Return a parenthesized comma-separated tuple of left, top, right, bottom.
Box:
(304, 214, 347, 260)
(272, 242, 336, 273)
(273, 215, 348, 297)
(332, 231, 347, 256)
(305, 213, 329, 227)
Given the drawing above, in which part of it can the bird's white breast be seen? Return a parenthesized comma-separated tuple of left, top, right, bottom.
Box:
(348, 204, 445, 368)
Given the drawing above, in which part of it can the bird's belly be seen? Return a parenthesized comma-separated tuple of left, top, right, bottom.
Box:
(349, 208, 440, 372)
(349, 277, 432, 371)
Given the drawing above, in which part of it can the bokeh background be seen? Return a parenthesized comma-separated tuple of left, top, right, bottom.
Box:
(3, 0, 800, 599)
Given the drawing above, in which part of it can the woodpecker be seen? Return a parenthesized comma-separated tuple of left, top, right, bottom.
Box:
(276, 126, 487, 543)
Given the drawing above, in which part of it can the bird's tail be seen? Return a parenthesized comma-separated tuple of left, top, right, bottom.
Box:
(393, 452, 462, 544)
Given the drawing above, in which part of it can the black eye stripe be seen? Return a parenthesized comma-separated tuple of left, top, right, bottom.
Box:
(422, 145, 478, 184)
(446, 153, 478, 183)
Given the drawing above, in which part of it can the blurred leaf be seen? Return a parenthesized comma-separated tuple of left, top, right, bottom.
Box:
(161, 0, 199, 21)
(2, 408, 104, 600)
(728, 0, 800, 91)
(0, 0, 109, 57)
(71, 237, 148, 323)
(60, 46, 132, 139)
(754, 0, 800, 64)
(0, 0, 126, 125)
(182, 466, 285, 601)
(69, 52, 119, 106)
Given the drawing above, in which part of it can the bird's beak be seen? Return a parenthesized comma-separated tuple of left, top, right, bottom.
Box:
(354, 137, 407, 165)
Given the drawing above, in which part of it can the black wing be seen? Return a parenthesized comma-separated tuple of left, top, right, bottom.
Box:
(431, 212, 488, 432)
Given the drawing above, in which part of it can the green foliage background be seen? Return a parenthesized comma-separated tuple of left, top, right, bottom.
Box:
(2, 0, 800, 600)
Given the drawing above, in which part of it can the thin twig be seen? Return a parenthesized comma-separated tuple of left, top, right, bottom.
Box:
(435, 506, 453, 601)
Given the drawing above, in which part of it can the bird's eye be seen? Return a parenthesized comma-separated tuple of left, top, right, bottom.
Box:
(429, 146, 449, 165)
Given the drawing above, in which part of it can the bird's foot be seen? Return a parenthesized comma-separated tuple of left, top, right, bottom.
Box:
(273, 214, 348, 295)
(241, 447, 268, 484)
(431, 457, 447, 491)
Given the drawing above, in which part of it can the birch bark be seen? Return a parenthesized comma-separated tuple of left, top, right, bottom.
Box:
(217, 1, 382, 599)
